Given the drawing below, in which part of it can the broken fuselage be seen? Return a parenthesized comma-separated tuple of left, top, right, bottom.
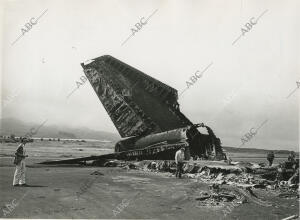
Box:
(81, 55, 226, 160)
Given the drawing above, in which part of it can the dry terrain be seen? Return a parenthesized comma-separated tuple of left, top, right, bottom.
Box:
(0, 140, 299, 219)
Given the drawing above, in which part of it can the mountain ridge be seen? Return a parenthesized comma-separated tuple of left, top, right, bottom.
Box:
(0, 118, 120, 142)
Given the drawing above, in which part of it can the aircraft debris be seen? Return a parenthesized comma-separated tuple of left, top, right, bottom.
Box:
(80, 55, 226, 161)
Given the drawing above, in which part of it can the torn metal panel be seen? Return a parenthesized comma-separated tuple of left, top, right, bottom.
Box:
(81, 55, 192, 138)
(79, 55, 226, 161)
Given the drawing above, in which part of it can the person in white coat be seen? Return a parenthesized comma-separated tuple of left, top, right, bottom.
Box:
(13, 139, 28, 186)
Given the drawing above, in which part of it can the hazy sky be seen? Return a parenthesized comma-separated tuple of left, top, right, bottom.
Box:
(1, 0, 299, 151)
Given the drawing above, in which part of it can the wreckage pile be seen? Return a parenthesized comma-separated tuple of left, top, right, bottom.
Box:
(146, 160, 297, 187)
(195, 184, 245, 207)
(100, 158, 299, 201)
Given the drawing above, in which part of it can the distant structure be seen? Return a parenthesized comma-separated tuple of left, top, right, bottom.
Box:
(0, 135, 33, 143)
(81, 55, 226, 160)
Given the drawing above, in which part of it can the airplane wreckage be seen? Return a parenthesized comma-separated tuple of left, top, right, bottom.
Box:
(42, 55, 226, 165)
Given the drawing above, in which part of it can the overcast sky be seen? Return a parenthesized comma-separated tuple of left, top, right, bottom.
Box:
(1, 0, 299, 151)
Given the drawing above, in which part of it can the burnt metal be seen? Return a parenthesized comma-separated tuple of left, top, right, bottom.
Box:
(81, 55, 192, 137)
(81, 55, 226, 160)
(40, 55, 226, 165)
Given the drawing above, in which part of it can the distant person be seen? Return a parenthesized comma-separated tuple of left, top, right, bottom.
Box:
(175, 147, 185, 178)
(13, 139, 28, 186)
(288, 151, 296, 163)
(227, 157, 232, 165)
(267, 151, 275, 166)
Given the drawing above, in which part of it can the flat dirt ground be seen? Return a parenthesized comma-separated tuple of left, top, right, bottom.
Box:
(0, 141, 299, 219)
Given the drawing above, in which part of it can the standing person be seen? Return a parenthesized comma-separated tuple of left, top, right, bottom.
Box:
(13, 139, 28, 186)
(267, 151, 275, 166)
(175, 147, 185, 178)
(288, 151, 296, 163)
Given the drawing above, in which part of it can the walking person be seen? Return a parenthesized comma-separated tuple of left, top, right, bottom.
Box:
(13, 139, 28, 186)
(175, 147, 185, 178)
(267, 151, 275, 167)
